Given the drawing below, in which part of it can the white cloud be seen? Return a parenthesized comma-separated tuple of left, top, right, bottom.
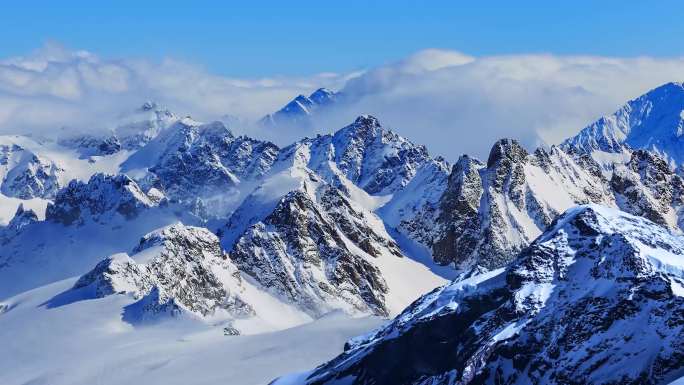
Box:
(313, 51, 684, 160)
(0, 42, 349, 138)
(1, 43, 684, 161)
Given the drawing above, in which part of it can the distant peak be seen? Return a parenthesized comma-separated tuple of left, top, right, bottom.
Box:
(293, 94, 310, 103)
(310, 88, 333, 97)
(312, 87, 333, 94)
(309, 87, 339, 106)
(561, 79, 684, 160)
(658, 81, 684, 90)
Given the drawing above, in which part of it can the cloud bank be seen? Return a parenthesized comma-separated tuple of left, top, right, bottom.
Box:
(320, 50, 684, 159)
(1, 43, 684, 160)
(0, 42, 349, 138)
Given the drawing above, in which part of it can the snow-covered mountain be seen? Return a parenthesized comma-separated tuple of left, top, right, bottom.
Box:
(409, 140, 614, 274)
(0, 142, 62, 199)
(260, 88, 340, 128)
(3, 86, 684, 301)
(0, 173, 181, 297)
(280, 205, 684, 385)
(219, 117, 449, 318)
(3, 83, 684, 385)
(397, 130, 684, 277)
(0, 102, 181, 224)
(563, 82, 684, 170)
(61, 224, 254, 325)
(122, 117, 279, 216)
(611, 149, 684, 230)
(0, 113, 451, 320)
(58, 101, 180, 157)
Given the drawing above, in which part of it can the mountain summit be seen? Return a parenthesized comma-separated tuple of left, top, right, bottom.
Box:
(259, 88, 341, 128)
(283, 205, 684, 385)
(563, 82, 684, 168)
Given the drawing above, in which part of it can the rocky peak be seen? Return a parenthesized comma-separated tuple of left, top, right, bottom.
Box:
(261, 88, 341, 127)
(349, 114, 382, 132)
(287, 95, 315, 113)
(432, 155, 484, 265)
(2, 204, 39, 242)
(429, 140, 617, 273)
(8, 204, 38, 227)
(46, 173, 156, 225)
(486, 138, 529, 168)
(223, 136, 279, 180)
(484, 139, 529, 199)
(0, 143, 62, 199)
(115, 101, 180, 150)
(227, 184, 395, 317)
(326, 115, 433, 195)
(196, 120, 235, 144)
(293, 205, 684, 385)
(610, 150, 684, 230)
(129, 119, 277, 209)
(70, 223, 253, 325)
(451, 155, 484, 182)
(133, 222, 223, 258)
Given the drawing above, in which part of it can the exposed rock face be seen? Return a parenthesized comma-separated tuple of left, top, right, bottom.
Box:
(147, 121, 241, 198)
(227, 182, 400, 318)
(218, 116, 450, 318)
(129, 119, 278, 209)
(0, 144, 62, 199)
(46, 173, 157, 225)
(278, 115, 450, 234)
(72, 224, 253, 322)
(58, 134, 122, 157)
(424, 139, 684, 274)
(221, 136, 280, 180)
(324, 115, 434, 195)
(611, 150, 684, 230)
(292, 206, 684, 385)
(426, 139, 613, 273)
(431, 155, 484, 266)
(7, 203, 37, 229)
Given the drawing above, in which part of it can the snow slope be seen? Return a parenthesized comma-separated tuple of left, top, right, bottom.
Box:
(563, 82, 684, 170)
(0, 276, 383, 385)
(221, 142, 447, 318)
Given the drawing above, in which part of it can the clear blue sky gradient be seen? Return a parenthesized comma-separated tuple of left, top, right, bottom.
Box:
(2, 1, 683, 76)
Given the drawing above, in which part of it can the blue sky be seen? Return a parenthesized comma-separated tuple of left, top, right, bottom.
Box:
(2, 1, 683, 77)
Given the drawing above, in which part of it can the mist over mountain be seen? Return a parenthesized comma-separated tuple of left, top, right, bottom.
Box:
(3, 44, 684, 161)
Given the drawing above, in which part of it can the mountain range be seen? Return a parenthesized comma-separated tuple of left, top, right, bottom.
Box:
(1, 82, 684, 385)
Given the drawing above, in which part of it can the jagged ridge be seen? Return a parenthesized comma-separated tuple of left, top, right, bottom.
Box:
(289, 205, 684, 385)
